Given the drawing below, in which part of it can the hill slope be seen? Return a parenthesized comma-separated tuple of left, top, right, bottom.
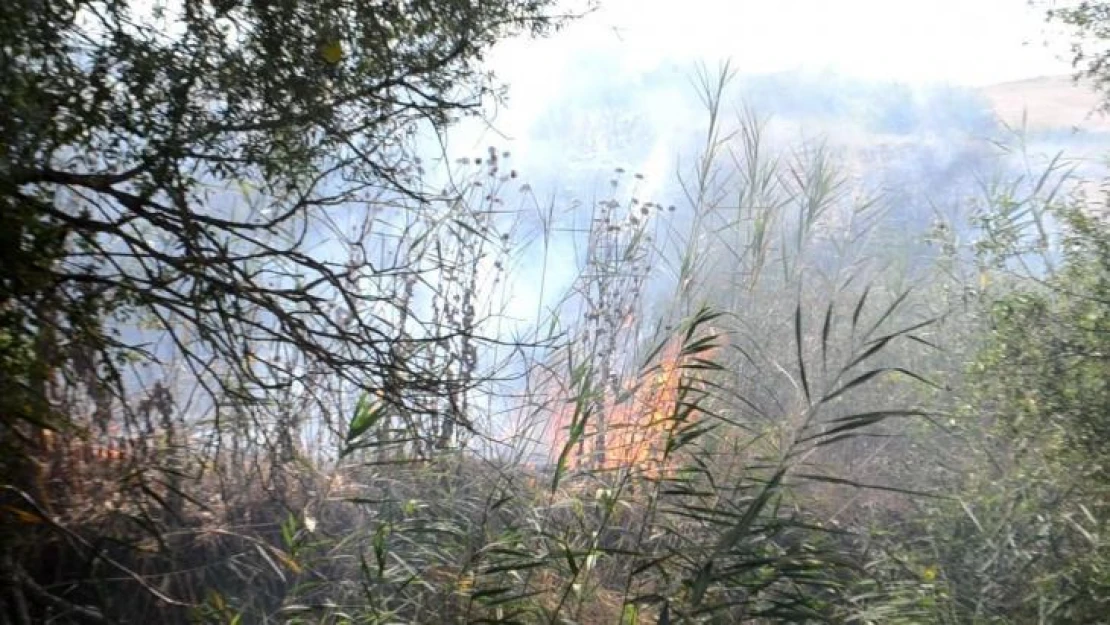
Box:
(979, 75, 1110, 133)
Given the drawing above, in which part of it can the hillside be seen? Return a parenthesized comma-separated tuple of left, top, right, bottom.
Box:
(979, 74, 1110, 133)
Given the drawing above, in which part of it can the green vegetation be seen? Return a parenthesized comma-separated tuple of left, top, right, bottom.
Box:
(2, 2, 1110, 624)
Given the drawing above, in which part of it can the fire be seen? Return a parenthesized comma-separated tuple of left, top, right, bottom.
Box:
(22, 427, 146, 516)
(546, 336, 703, 478)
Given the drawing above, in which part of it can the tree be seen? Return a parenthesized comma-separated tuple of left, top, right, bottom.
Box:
(0, 0, 575, 455)
(0, 2, 578, 618)
(969, 205, 1110, 620)
(1048, 0, 1110, 109)
(848, 189, 1110, 623)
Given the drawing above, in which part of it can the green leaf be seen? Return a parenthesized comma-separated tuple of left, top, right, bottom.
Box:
(319, 40, 344, 64)
(796, 304, 811, 405)
(343, 394, 386, 449)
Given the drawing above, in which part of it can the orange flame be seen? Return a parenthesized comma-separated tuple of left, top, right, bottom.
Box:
(546, 336, 710, 478)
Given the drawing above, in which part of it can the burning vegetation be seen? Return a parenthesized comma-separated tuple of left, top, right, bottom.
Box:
(545, 335, 716, 479)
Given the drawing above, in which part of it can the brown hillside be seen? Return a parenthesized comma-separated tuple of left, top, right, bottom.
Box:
(979, 75, 1110, 133)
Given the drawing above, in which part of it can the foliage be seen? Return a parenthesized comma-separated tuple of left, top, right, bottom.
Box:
(0, 0, 577, 621)
(5, 4, 1110, 623)
(1048, 0, 1110, 110)
(958, 203, 1110, 622)
(0, 0, 571, 442)
(843, 166, 1110, 623)
(0, 51, 946, 622)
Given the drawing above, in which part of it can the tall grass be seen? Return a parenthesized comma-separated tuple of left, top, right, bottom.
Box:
(2, 66, 950, 624)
